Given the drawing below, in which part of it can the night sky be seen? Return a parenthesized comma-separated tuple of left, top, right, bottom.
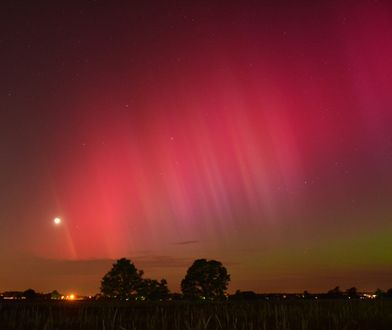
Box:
(1, 1, 392, 295)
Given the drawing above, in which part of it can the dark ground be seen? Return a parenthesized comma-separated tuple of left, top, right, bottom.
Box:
(1, 300, 392, 330)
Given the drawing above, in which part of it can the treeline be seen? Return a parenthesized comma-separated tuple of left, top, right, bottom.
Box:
(1, 258, 392, 302)
(0, 289, 62, 300)
(231, 287, 392, 301)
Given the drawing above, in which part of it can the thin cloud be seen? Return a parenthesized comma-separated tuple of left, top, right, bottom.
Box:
(172, 240, 200, 245)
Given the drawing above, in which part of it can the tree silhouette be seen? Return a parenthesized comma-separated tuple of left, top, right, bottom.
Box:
(231, 290, 258, 300)
(50, 290, 61, 300)
(138, 279, 169, 300)
(326, 286, 343, 299)
(181, 259, 230, 300)
(386, 288, 392, 298)
(346, 287, 359, 299)
(375, 288, 385, 298)
(23, 289, 37, 299)
(101, 258, 143, 300)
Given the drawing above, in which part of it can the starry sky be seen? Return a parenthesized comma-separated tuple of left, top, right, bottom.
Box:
(1, 0, 392, 295)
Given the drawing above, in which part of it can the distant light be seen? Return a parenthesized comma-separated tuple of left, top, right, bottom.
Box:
(363, 293, 377, 299)
(54, 217, 62, 225)
(66, 294, 75, 301)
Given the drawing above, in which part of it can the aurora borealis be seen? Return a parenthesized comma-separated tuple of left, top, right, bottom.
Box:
(1, 1, 392, 295)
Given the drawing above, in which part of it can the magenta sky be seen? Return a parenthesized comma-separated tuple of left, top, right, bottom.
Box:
(1, 1, 392, 295)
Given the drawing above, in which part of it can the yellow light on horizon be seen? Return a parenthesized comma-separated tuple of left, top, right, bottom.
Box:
(66, 294, 75, 301)
(53, 217, 62, 225)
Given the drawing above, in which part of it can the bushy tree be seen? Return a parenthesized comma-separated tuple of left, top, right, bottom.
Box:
(50, 290, 61, 300)
(23, 289, 37, 299)
(326, 286, 343, 298)
(346, 287, 359, 299)
(375, 288, 385, 298)
(386, 288, 392, 298)
(181, 259, 230, 300)
(138, 279, 169, 300)
(231, 290, 258, 301)
(375, 288, 392, 298)
(101, 258, 143, 300)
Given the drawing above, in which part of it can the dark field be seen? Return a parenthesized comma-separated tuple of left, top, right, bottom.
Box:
(1, 300, 392, 330)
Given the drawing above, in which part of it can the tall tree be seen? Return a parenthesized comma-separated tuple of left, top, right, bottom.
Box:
(181, 259, 230, 300)
(101, 258, 143, 300)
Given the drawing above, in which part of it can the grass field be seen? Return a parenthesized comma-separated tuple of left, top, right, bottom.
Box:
(1, 300, 392, 329)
